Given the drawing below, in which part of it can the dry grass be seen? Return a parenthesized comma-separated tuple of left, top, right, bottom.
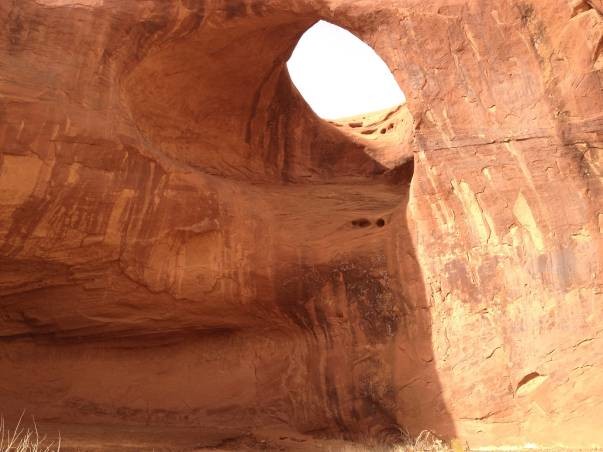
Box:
(394, 430, 453, 451)
(384, 428, 456, 452)
(331, 429, 455, 452)
(0, 413, 60, 452)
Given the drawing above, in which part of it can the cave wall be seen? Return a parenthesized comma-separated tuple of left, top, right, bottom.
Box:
(0, 0, 601, 448)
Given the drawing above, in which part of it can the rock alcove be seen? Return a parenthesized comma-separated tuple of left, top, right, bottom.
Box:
(1, 1, 602, 450)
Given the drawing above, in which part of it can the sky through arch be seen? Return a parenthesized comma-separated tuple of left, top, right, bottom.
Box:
(286, 20, 406, 120)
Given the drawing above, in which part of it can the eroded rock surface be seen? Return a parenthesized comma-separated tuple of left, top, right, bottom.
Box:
(0, 0, 601, 449)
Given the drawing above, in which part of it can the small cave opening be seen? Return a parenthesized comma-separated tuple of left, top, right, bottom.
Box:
(286, 20, 406, 121)
(351, 218, 372, 228)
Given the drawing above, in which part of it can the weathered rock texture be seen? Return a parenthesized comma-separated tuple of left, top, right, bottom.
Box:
(0, 0, 602, 449)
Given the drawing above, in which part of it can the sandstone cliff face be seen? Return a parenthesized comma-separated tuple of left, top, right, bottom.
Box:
(0, 0, 601, 449)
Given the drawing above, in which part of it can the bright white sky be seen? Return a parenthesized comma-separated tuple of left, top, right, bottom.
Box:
(286, 20, 405, 120)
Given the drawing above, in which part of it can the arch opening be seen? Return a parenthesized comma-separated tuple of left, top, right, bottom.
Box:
(286, 20, 406, 120)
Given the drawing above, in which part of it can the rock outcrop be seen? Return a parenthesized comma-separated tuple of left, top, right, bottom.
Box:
(0, 0, 601, 449)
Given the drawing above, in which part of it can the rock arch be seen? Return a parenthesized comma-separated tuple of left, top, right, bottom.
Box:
(0, 0, 601, 449)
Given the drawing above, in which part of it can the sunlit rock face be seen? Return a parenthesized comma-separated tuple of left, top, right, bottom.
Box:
(0, 0, 601, 449)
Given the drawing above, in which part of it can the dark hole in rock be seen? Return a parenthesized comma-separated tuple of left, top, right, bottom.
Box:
(376, 218, 386, 227)
(351, 218, 371, 228)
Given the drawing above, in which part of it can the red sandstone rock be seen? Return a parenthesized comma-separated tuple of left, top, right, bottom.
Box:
(0, 0, 601, 449)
